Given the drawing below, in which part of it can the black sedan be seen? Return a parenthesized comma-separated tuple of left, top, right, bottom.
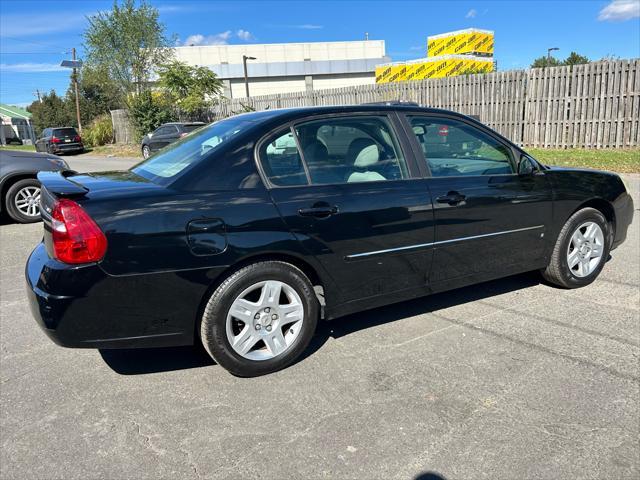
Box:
(0, 149, 68, 223)
(141, 122, 205, 159)
(26, 105, 634, 377)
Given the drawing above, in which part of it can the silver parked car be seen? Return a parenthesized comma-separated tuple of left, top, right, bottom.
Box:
(0, 149, 69, 223)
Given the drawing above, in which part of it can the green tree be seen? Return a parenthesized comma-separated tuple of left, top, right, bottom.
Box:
(531, 56, 562, 68)
(531, 51, 590, 68)
(563, 51, 590, 66)
(83, 0, 172, 96)
(157, 61, 223, 115)
(27, 91, 75, 135)
(127, 90, 175, 140)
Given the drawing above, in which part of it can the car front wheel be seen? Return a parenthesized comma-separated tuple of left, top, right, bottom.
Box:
(542, 207, 610, 288)
(142, 145, 150, 159)
(5, 178, 41, 223)
(200, 261, 319, 377)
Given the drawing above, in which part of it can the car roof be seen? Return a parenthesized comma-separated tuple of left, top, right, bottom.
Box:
(226, 104, 470, 124)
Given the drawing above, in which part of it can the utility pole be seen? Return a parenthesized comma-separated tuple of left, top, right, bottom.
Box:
(72, 47, 82, 133)
(33, 89, 42, 103)
(242, 55, 256, 98)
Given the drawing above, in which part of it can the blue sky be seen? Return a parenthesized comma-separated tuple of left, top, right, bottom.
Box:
(1, 0, 639, 106)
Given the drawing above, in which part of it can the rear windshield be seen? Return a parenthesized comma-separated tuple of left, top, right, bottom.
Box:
(182, 124, 204, 133)
(53, 128, 78, 137)
(131, 115, 261, 185)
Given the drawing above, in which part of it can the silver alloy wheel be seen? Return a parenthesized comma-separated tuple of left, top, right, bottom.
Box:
(142, 145, 150, 159)
(14, 186, 41, 217)
(226, 280, 305, 361)
(567, 221, 605, 277)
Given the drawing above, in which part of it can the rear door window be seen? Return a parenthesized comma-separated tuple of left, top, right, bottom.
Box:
(295, 116, 409, 184)
(182, 124, 204, 133)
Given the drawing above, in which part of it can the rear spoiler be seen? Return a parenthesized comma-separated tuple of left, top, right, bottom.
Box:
(37, 171, 88, 196)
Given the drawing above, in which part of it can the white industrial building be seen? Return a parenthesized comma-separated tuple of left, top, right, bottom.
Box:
(172, 40, 389, 98)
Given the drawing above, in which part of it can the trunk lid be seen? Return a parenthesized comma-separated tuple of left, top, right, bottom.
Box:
(37, 170, 166, 260)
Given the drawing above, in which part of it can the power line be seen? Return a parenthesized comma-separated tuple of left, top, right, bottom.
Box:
(1, 52, 65, 55)
(0, 35, 69, 52)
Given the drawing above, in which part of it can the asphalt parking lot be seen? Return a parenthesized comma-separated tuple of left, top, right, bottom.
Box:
(1, 157, 638, 480)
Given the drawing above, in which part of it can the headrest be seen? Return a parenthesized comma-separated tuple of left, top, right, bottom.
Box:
(354, 144, 380, 168)
(303, 141, 328, 163)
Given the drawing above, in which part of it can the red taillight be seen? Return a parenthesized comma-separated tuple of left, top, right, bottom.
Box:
(51, 136, 61, 144)
(51, 199, 107, 264)
(74, 135, 82, 142)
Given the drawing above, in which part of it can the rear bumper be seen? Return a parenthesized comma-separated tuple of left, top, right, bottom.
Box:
(51, 143, 83, 154)
(612, 191, 634, 250)
(25, 242, 198, 349)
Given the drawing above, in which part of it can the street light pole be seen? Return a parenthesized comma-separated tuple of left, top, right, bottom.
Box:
(547, 47, 559, 66)
(242, 55, 256, 98)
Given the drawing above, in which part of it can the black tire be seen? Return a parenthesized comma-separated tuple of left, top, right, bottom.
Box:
(542, 207, 611, 288)
(5, 178, 42, 224)
(200, 261, 319, 377)
(142, 145, 150, 159)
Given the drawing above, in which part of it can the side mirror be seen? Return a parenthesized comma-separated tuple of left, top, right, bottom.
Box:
(518, 154, 536, 175)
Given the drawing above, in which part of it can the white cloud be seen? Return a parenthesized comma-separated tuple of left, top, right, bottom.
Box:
(180, 29, 255, 46)
(236, 29, 254, 41)
(181, 31, 232, 46)
(465, 8, 478, 18)
(0, 63, 67, 73)
(598, 0, 640, 21)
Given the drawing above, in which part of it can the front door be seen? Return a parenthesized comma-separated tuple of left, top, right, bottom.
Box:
(404, 114, 553, 286)
(259, 114, 435, 306)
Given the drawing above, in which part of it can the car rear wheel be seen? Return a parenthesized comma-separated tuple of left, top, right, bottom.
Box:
(142, 145, 150, 159)
(200, 261, 319, 377)
(5, 178, 41, 223)
(542, 207, 610, 288)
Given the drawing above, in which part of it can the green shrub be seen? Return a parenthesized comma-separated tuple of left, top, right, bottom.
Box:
(83, 114, 114, 147)
(127, 90, 175, 141)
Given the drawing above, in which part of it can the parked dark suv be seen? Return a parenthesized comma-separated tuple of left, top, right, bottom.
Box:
(141, 122, 205, 158)
(27, 105, 634, 377)
(35, 127, 84, 155)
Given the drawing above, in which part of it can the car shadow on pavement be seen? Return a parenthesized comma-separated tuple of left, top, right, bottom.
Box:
(99, 344, 215, 375)
(98, 271, 541, 376)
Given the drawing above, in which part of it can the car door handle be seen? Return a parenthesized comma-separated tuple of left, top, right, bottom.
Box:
(298, 205, 338, 218)
(436, 192, 467, 205)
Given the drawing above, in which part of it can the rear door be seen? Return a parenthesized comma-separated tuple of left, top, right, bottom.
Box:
(260, 113, 435, 306)
(403, 113, 553, 286)
(149, 126, 176, 151)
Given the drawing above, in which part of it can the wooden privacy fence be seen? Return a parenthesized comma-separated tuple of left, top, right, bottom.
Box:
(112, 59, 640, 148)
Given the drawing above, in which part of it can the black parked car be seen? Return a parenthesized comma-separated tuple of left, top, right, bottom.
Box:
(27, 105, 634, 377)
(141, 122, 205, 158)
(0, 149, 68, 223)
(35, 127, 84, 155)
